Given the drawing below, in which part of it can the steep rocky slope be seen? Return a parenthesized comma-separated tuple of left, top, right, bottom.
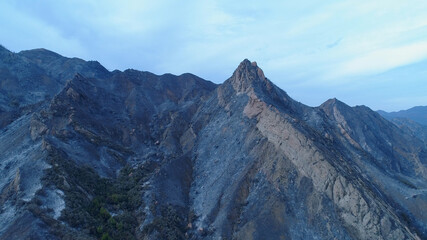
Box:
(389, 118, 427, 144)
(0, 45, 109, 128)
(186, 60, 425, 239)
(0, 47, 426, 239)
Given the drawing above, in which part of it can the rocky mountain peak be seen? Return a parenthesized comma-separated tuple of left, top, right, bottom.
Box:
(321, 97, 345, 107)
(229, 59, 267, 93)
(320, 97, 352, 116)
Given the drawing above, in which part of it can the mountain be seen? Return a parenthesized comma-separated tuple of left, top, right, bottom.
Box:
(378, 106, 427, 126)
(1, 47, 427, 240)
(0, 45, 109, 128)
(378, 107, 427, 144)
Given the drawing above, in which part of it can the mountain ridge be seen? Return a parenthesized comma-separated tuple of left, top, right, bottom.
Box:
(378, 106, 427, 126)
(0, 46, 426, 239)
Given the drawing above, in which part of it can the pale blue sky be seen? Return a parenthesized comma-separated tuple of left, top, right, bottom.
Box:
(1, 0, 426, 111)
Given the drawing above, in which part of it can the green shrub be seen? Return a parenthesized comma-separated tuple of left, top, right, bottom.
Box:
(143, 205, 186, 240)
(101, 232, 112, 240)
(42, 149, 152, 240)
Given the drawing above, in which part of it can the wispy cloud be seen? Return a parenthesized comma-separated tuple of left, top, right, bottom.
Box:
(0, 0, 426, 110)
(0, 1, 87, 58)
(330, 41, 427, 79)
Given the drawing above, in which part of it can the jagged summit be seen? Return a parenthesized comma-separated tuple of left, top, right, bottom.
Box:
(319, 97, 352, 114)
(321, 97, 346, 106)
(219, 59, 298, 116)
(228, 59, 268, 93)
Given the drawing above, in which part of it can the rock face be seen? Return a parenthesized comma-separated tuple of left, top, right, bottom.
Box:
(1, 47, 427, 240)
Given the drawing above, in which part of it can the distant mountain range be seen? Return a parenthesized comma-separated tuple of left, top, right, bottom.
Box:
(378, 106, 427, 126)
(378, 107, 427, 144)
(1, 45, 427, 240)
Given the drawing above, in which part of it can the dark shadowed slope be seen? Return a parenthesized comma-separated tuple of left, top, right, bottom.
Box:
(0, 45, 109, 128)
(0, 45, 217, 239)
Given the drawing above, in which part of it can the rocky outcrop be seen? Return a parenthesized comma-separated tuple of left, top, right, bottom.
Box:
(0, 168, 20, 205)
